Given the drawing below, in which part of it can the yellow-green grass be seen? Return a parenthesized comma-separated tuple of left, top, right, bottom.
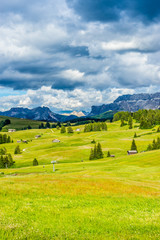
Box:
(0, 121, 160, 239)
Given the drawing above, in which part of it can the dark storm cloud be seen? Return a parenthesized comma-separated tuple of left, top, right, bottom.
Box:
(45, 45, 89, 57)
(51, 77, 84, 90)
(67, 0, 160, 23)
(0, 0, 160, 106)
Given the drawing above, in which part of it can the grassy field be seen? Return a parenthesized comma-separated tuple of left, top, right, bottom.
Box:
(0, 121, 160, 239)
(0, 115, 45, 130)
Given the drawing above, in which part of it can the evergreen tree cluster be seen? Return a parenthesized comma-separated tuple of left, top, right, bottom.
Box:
(0, 148, 14, 168)
(120, 119, 126, 127)
(0, 134, 12, 144)
(39, 122, 51, 129)
(147, 138, 160, 151)
(113, 112, 130, 122)
(0, 119, 11, 131)
(84, 122, 107, 132)
(89, 143, 104, 160)
(114, 109, 160, 129)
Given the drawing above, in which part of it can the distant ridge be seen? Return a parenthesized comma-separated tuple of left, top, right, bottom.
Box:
(0, 107, 78, 122)
(89, 92, 160, 116)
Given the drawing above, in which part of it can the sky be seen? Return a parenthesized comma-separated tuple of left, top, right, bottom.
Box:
(0, 0, 160, 113)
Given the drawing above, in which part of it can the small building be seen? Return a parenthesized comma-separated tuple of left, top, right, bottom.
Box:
(110, 155, 115, 158)
(76, 128, 81, 132)
(17, 140, 21, 143)
(52, 139, 60, 143)
(23, 140, 28, 143)
(35, 135, 41, 139)
(127, 150, 138, 155)
(8, 129, 16, 132)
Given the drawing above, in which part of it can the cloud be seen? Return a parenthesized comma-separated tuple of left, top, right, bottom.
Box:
(67, 0, 160, 23)
(0, 86, 136, 112)
(0, 0, 160, 110)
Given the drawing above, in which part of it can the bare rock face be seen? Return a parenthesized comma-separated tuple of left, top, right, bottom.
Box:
(89, 92, 160, 116)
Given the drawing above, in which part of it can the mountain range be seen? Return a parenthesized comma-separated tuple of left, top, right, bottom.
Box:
(0, 92, 160, 122)
(89, 92, 160, 116)
(0, 107, 79, 122)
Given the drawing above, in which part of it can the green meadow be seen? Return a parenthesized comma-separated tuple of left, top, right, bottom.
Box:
(0, 121, 160, 239)
(0, 116, 45, 130)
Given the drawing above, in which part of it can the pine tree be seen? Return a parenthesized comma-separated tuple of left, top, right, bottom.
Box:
(14, 145, 21, 154)
(147, 144, 152, 151)
(134, 133, 137, 138)
(4, 156, 9, 168)
(107, 151, 111, 157)
(89, 149, 94, 160)
(45, 122, 50, 128)
(93, 144, 97, 159)
(0, 156, 4, 168)
(120, 119, 125, 127)
(96, 143, 104, 159)
(131, 139, 138, 151)
(33, 158, 38, 166)
(7, 136, 11, 143)
(152, 139, 157, 150)
(128, 116, 133, 129)
(103, 123, 107, 131)
(8, 153, 14, 167)
(67, 126, 74, 133)
(61, 126, 66, 133)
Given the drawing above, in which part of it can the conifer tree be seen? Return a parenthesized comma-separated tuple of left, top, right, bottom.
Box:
(128, 116, 133, 129)
(131, 139, 138, 151)
(96, 143, 104, 159)
(93, 144, 97, 159)
(8, 153, 14, 167)
(61, 125, 66, 133)
(134, 133, 137, 138)
(107, 151, 111, 157)
(67, 126, 74, 133)
(0, 156, 4, 168)
(89, 149, 94, 160)
(120, 119, 125, 127)
(147, 144, 152, 151)
(33, 158, 38, 166)
(14, 145, 21, 154)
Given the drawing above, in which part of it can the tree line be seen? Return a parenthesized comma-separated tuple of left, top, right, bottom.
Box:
(0, 119, 11, 131)
(114, 109, 160, 129)
(0, 134, 13, 144)
(147, 138, 160, 151)
(60, 126, 74, 133)
(84, 122, 107, 132)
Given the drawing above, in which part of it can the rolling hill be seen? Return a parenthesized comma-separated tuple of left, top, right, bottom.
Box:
(0, 120, 160, 239)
